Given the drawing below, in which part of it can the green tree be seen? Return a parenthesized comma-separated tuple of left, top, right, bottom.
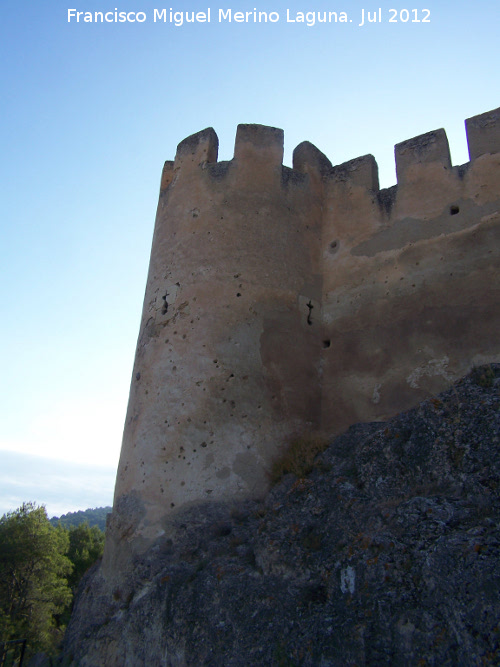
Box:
(66, 522, 105, 590)
(0, 502, 72, 656)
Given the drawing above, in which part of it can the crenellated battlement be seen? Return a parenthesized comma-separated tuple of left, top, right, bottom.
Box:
(394, 128, 451, 182)
(104, 108, 500, 575)
(162, 106, 499, 198)
(466, 107, 500, 160)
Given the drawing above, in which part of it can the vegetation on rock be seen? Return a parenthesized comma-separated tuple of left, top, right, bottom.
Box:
(270, 433, 329, 483)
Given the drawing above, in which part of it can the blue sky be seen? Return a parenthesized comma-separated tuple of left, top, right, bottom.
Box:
(1, 0, 498, 517)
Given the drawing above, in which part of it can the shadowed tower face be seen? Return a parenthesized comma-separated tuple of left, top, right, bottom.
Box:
(104, 109, 500, 571)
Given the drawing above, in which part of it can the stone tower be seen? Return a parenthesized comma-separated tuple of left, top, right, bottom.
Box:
(104, 108, 500, 571)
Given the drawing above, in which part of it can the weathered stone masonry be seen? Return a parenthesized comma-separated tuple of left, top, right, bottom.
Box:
(104, 108, 500, 571)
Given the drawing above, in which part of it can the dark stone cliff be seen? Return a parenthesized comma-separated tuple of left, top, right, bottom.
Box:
(63, 365, 500, 666)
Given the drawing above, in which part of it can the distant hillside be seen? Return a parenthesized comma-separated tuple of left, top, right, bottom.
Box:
(50, 506, 111, 531)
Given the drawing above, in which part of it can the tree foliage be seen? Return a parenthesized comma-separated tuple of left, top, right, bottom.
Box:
(67, 522, 105, 590)
(0, 503, 72, 655)
(0, 503, 106, 658)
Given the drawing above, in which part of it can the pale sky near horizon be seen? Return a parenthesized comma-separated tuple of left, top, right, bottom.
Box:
(1, 0, 499, 517)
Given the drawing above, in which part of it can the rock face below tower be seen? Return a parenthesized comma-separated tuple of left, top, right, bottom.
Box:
(104, 109, 500, 573)
(64, 365, 500, 666)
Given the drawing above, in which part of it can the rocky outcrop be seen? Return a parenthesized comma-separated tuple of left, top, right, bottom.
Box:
(63, 365, 500, 665)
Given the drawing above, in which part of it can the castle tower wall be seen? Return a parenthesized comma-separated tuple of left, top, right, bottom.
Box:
(104, 109, 499, 571)
(321, 115, 500, 435)
(106, 125, 326, 565)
